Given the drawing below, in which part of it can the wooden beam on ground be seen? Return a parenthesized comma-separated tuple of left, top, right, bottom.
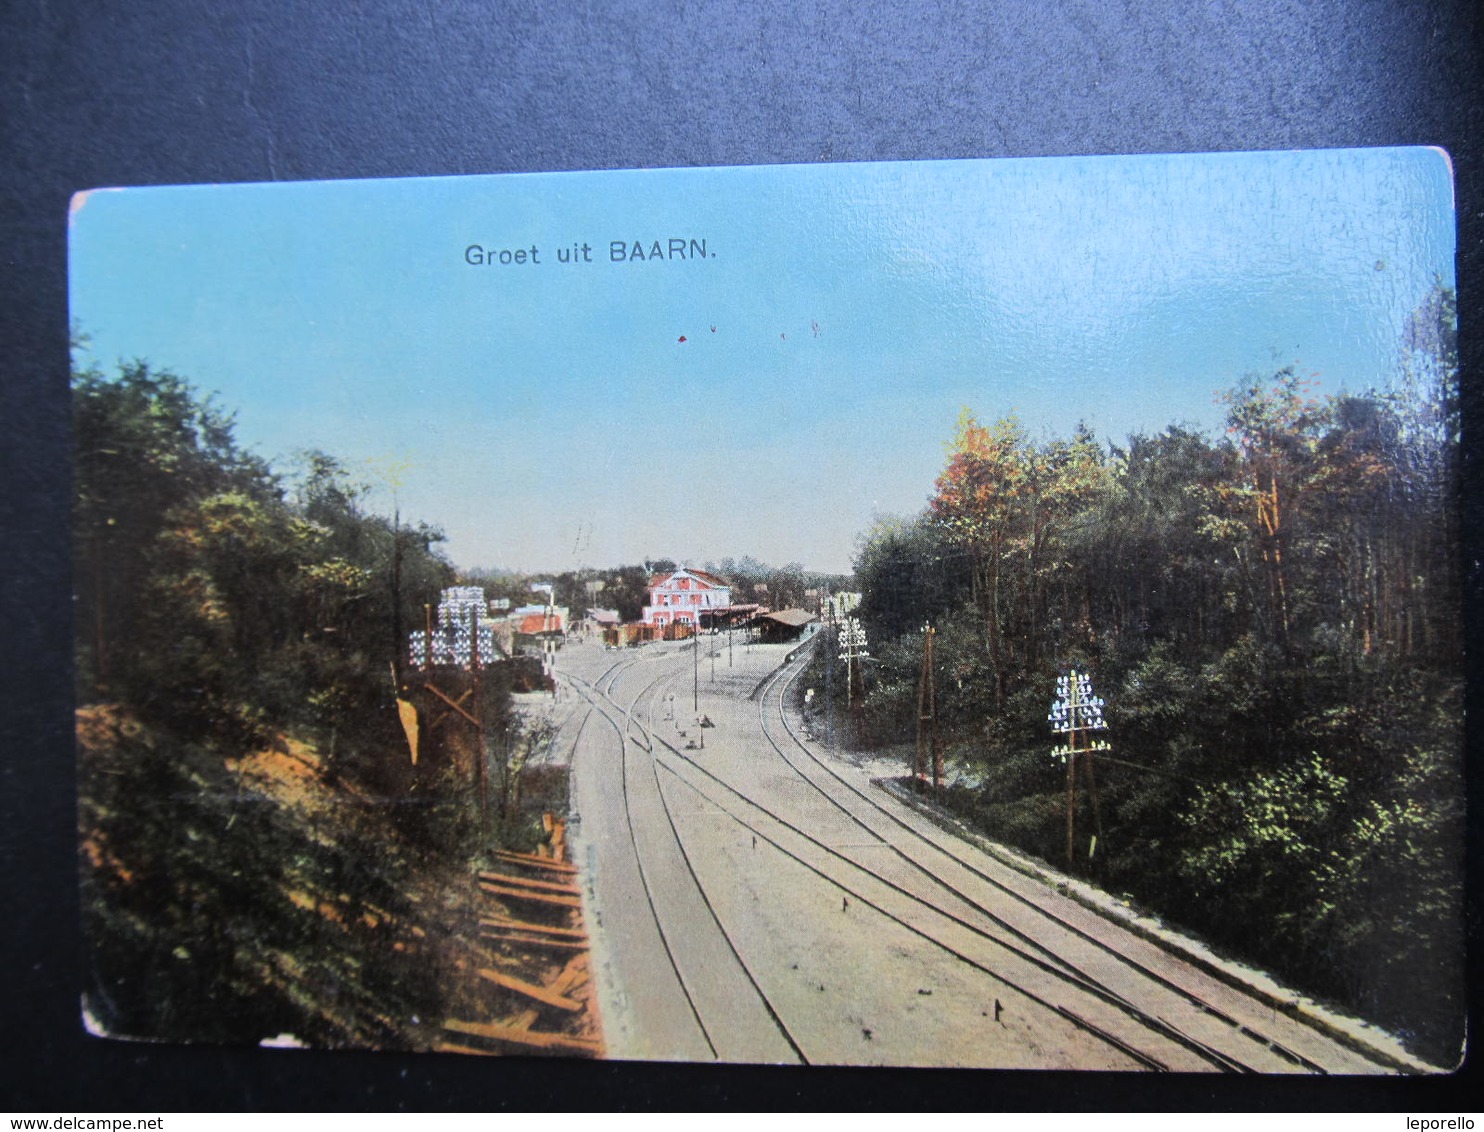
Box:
(549, 956, 589, 997)
(479, 914, 588, 940)
(477, 967, 583, 1013)
(424, 683, 481, 728)
(479, 881, 582, 909)
(492, 849, 577, 875)
(477, 870, 581, 896)
(432, 689, 476, 730)
(444, 1019, 601, 1056)
(481, 929, 589, 953)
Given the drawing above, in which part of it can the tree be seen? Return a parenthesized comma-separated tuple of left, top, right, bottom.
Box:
(928, 411, 1111, 703)
(846, 370, 1463, 1057)
(74, 361, 278, 697)
(1213, 368, 1331, 647)
(930, 411, 1031, 706)
(1076, 427, 1228, 657)
(1392, 283, 1461, 659)
(855, 514, 963, 638)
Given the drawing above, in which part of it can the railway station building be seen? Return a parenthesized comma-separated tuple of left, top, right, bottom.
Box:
(752, 608, 818, 643)
(643, 567, 733, 630)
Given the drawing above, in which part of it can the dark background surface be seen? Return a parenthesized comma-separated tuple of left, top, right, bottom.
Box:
(3, 0, 1481, 1111)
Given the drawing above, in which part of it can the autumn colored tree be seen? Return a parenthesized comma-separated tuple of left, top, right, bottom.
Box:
(930, 411, 1030, 706)
(848, 309, 1462, 1058)
(929, 411, 1112, 703)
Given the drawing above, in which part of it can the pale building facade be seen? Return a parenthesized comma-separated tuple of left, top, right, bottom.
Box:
(643, 568, 732, 628)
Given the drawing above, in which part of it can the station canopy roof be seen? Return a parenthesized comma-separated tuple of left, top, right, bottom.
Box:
(759, 608, 817, 627)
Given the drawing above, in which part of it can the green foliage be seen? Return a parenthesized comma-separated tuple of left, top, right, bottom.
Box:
(847, 297, 1463, 1059)
(80, 710, 441, 1048)
(1179, 756, 1349, 912)
(855, 516, 967, 637)
(74, 358, 466, 1046)
(74, 363, 457, 746)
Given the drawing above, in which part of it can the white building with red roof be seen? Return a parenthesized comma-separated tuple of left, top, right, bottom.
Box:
(642, 567, 732, 629)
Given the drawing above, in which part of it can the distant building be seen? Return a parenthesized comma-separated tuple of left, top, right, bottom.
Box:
(586, 608, 621, 629)
(515, 611, 566, 636)
(510, 603, 567, 625)
(509, 604, 566, 652)
(643, 567, 732, 629)
(821, 592, 863, 622)
(754, 608, 818, 643)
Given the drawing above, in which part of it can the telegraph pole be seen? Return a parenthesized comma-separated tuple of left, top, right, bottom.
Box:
(408, 588, 498, 838)
(838, 616, 869, 744)
(391, 507, 404, 687)
(471, 605, 488, 836)
(824, 612, 835, 748)
(916, 623, 941, 797)
(1049, 669, 1109, 867)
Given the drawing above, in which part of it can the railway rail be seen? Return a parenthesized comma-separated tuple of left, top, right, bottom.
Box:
(568, 653, 802, 1063)
(559, 639, 1401, 1072)
(757, 643, 1414, 1073)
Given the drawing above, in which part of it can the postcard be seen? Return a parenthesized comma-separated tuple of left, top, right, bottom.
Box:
(69, 149, 1461, 1071)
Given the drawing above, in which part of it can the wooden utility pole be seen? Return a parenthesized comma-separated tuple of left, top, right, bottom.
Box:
(825, 627, 835, 748)
(391, 506, 405, 686)
(413, 588, 505, 840)
(423, 603, 433, 670)
(1083, 731, 1104, 852)
(1049, 669, 1109, 868)
(838, 617, 869, 745)
(1065, 728, 1077, 867)
(916, 623, 940, 796)
(471, 605, 488, 835)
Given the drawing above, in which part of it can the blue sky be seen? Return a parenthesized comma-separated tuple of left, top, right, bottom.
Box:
(69, 148, 1455, 576)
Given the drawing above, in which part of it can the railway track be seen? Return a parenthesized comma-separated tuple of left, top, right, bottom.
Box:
(757, 642, 1404, 1073)
(567, 652, 803, 1063)
(746, 647, 1350, 1072)
(625, 656, 1235, 1071)
(572, 647, 1193, 1068)
(561, 639, 1398, 1072)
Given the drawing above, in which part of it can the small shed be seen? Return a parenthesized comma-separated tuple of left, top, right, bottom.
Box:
(753, 608, 817, 643)
(513, 610, 565, 654)
(701, 603, 760, 630)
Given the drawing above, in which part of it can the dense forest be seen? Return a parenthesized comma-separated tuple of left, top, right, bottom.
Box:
(73, 356, 531, 1045)
(817, 286, 1463, 1062)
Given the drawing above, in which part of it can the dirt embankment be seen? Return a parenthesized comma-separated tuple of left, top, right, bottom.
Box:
(78, 704, 601, 1056)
